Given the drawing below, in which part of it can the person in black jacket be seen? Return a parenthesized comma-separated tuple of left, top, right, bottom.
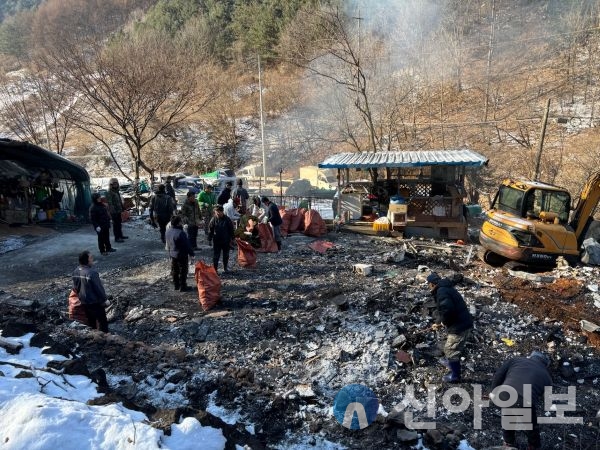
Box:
(427, 272, 473, 383)
(490, 351, 552, 450)
(208, 204, 235, 273)
(89, 193, 116, 255)
(72, 250, 109, 332)
(165, 215, 195, 291)
(150, 184, 177, 243)
(261, 196, 283, 251)
(217, 181, 233, 205)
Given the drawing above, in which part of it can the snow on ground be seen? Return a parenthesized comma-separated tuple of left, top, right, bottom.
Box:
(0, 236, 26, 255)
(0, 333, 226, 450)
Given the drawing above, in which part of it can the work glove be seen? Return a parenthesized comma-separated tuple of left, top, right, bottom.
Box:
(262, 217, 268, 224)
(96, 226, 101, 233)
(183, 224, 188, 231)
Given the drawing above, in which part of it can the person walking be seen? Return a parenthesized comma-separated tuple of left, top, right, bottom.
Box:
(426, 272, 473, 383)
(150, 184, 176, 243)
(261, 196, 283, 251)
(180, 191, 202, 250)
(490, 351, 552, 450)
(197, 184, 217, 237)
(165, 215, 195, 291)
(208, 204, 235, 273)
(217, 181, 233, 205)
(72, 250, 109, 332)
(232, 179, 250, 214)
(89, 193, 116, 255)
(106, 178, 128, 242)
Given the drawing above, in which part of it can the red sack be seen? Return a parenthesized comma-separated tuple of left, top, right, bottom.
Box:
(304, 209, 327, 237)
(121, 210, 130, 222)
(279, 207, 291, 237)
(288, 208, 306, 233)
(256, 223, 278, 253)
(194, 261, 222, 311)
(68, 289, 87, 324)
(236, 238, 257, 268)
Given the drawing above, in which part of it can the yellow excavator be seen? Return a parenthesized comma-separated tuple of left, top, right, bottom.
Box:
(479, 171, 600, 266)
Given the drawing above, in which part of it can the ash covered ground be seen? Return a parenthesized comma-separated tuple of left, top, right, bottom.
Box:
(1, 219, 599, 450)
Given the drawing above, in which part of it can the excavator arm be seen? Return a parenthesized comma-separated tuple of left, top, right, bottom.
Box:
(569, 171, 600, 244)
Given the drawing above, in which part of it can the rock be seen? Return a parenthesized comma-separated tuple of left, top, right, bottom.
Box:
(392, 334, 407, 347)
(425, 429, 444, 445)
(397, 429, 418, 442)
(165, 368, 187, 384)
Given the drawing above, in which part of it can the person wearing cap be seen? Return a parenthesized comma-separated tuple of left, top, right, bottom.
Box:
(232, 179, 250, 214)
(217, 181, 233, 206)
(106, 178, 128, 242)
(207, 204, 235, 273)
(490, 351, 552, 449)
(261, 196, 283, 252)
(427, 272, 473, 383)
(180, 190, 202, 250)
(89, 193, 116, 255)
(149, 184, 177, 243)
(165, 215, 195, 291)
(72, 250, 109, 332)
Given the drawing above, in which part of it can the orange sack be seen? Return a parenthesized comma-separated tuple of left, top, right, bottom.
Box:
(236, 238, 257, 268)
(257, 223, 278, 253)
(194, 261, 222, 311)
(68, 289, 87, 324)
(304, 209, 327, 237)
(279, 207, 291, 237)
(288, 208, 306, 233)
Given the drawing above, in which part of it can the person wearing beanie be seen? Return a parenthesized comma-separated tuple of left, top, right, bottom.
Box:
(231, 178, 249, 214)
(89, 193, 116, 255)
(106, 178, 128, 242)
(490, 351, 552, 449)
(427, 271, 473, 383)
(149, 184, 177, 243)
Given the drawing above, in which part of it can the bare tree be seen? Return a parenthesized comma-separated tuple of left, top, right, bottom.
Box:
(40, 29, 217, 197)
(0, 69, 74, 154)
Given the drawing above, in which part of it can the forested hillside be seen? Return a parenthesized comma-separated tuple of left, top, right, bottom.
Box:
(1, 0, 600, 200)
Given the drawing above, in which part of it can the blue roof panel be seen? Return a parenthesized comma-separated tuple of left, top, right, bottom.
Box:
(318, 149, 488, 169)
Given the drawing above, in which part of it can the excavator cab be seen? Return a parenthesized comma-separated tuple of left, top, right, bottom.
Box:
(493, 183, 571, 223)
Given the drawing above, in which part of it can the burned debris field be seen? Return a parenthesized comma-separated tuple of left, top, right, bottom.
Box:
(1, 220, 600, 450)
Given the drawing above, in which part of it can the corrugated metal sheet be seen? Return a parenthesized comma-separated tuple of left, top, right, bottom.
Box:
(318, 149, 488, 169)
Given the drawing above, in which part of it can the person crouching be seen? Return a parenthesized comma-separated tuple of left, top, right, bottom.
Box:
(427, 272, 473, 383)
(165, 215, 195, 291)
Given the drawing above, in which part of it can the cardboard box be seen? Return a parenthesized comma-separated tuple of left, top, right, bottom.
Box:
(388, 203, 408, 213)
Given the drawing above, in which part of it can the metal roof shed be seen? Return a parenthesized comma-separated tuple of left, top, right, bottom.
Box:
(318, 149, 488, 169)
(0, 138, 92, 223)
(319, 149, 488, 240)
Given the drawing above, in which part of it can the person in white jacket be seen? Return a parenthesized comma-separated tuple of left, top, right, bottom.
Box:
(223, 198, 241, 223)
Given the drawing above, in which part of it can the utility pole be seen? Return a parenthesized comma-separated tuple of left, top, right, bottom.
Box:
(258, 54, 267, 191)
(533, 98, 551, 182)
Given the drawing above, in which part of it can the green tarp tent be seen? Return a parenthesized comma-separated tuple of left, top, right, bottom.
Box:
(200, 170, 219, 179)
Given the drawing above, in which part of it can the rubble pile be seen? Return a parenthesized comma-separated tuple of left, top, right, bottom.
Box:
(1, 220, 600, 449)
